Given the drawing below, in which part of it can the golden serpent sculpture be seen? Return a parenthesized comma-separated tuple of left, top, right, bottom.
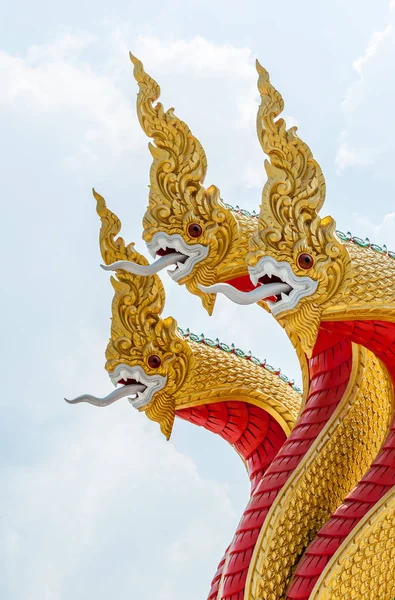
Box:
(67, 54, 395, 599)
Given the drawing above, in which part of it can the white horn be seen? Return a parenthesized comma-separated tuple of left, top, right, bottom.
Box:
(101, 253, 186, 276)
(198, 282, 292, 305)
(64, 383, 146, 407)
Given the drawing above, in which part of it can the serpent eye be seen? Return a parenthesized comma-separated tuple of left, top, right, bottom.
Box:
(147, 355, 161, 369)
(188, 223, 203, 238)
(297, 253, 314, 270)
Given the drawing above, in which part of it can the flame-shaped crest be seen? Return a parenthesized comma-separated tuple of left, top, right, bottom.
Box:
(130, 52, 209, 212)
(94, 188, 166, 363)
(94, 189, 192, 439)
(253, 60, 326, 234)
(248, 62, 351, 354)
(130, 53, 239, 314)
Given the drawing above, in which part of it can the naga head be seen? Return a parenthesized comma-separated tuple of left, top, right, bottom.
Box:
(200, 62, 352, 357)
(102, 54, 250, 315)
(66, 189, 193, 439)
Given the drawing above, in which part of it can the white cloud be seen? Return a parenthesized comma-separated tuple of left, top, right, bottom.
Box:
(134, 35, 255, 78)
(0, 396, 238, 600)
(335, 141, 380, 172)
(0, 30, 271, 191)
(0, 27, 301, 600)
(129, 34, 267, 197)
(352, 210, 395, 247)
(335, 4, 395, 174)
(352, 25, 392, 74)
(0, 34, 144, 168)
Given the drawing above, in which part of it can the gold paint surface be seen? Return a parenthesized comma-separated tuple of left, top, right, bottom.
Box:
(94, 56, 395, 598)
(311, 487, 395, 600)
(245, 347, 393, 600)
(96, 190, 301, 441)
(131, 54, 242, 315)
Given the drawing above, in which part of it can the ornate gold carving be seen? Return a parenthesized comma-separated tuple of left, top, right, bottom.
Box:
(322, 241, 395, 323)
(73, 58, 395, 600)
(95, 188, 192, 439)
(131, 55, 395, 353)
(176, 338, 301, 436)
(245, 346, 393, 600)
(95, 189, 301, 441)
(131, 54, 246, 314)
(310, 486, 395, 599)
(248, 62, 352, 356)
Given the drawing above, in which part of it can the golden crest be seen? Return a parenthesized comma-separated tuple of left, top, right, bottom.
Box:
(95, 188, 193, 439)
(66, 56, 395, 600)
(247, 62, 352, 355)
(131, 53, 251, 314)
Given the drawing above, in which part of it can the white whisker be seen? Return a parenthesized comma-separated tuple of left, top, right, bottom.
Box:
(198, 282, 291, 305)
(101, 253, 186, 276)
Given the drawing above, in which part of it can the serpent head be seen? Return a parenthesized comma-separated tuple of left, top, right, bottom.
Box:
(102, 54, 258, 315)
(199, 62, 352, 356)
(66, 190, 193, 439)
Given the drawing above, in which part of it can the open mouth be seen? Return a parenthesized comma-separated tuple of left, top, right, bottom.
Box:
(249, 257, 318, 315)
(197, 257, 317, 314)
(147, 233, 209, 281)
(256, 273, 289, 303)
(155, 246, 188, 276)
(65, 365, 167, 409)
(110, 365, 167, 409)
(100, 233, 208, 280)
(116, 376, 147, 401)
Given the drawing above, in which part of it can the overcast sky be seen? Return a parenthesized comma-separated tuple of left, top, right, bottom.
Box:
(2, 1, 395, 599)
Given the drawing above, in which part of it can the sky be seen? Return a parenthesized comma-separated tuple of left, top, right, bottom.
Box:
(1, 1, 395, 599)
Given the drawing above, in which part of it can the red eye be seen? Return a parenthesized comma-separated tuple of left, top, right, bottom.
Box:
(188, 223, 202, 238)
(148, 355, 161, 369)
(297, 253, 314, 270)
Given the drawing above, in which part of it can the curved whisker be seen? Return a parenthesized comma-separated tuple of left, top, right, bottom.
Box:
(101, 253, 186, 276)
(197, 282, 292, 305)
(64, 384, 146, 407)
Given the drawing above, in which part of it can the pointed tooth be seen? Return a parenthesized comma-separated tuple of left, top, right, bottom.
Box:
(250, 272, 259, 286)
(265, 262, 274, 277)
(281, 292, 288, 301)
(177, 261, 185, 269)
